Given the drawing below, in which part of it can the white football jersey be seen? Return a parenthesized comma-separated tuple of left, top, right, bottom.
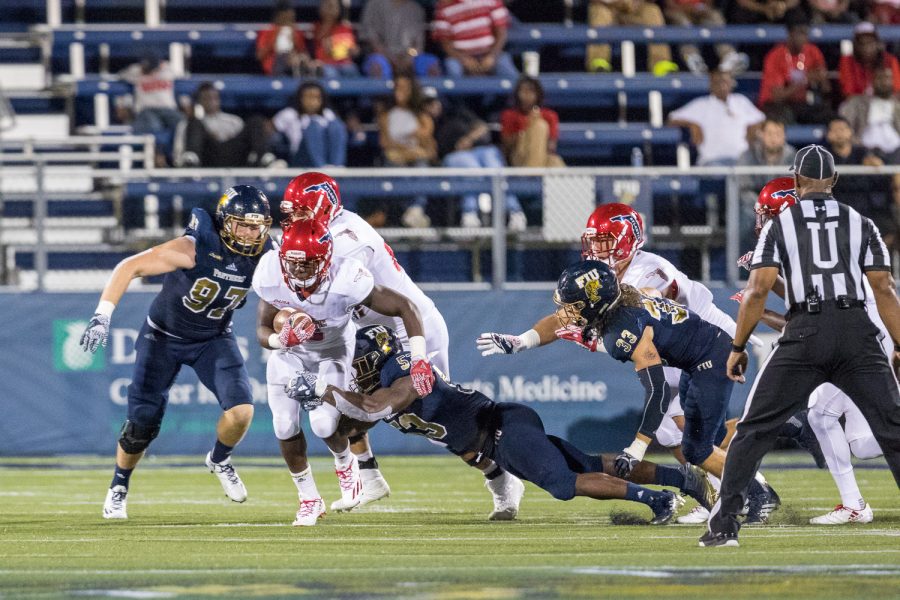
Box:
(252, 250, 374, 350)
(330, 209, 437, 324)
(623, 250, 739, 339)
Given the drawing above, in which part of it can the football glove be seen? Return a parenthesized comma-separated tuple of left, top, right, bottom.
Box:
(555, 324, 600, 352)
(278, 313, 316, 348)
(737, 250, 754, 271)
(285, 371, 324, 411)
(410, 357, 434, 397)
(80, 313, 110, 354)
(614, 450, 641, 480)
(477, 332, 526, 356)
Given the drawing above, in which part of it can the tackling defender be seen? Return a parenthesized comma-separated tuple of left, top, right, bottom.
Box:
(252, 218, 434, 526)
(80, 185, 274, 519)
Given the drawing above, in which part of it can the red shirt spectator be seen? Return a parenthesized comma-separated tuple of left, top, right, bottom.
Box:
(313, 22, 357, 65)
(759, 41, 827, 106)
(256, 2, 310, 76)
(256, 26, 308, 75)
(500, 107, 560, 141)
(432, 0, 510, 57)
(838, 23, 900, 97)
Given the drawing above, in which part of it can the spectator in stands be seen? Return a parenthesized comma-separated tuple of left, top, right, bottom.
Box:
(499, 77, 565, 168)
(839, 67, 900, 157)
(758, 21, 833, 124)
(425, 92, 527, 230)
(667, 70, 766, 165)
(120, 52, 182, 163)
(177, 82, 274, 168)
(825, 115, 892, 223)
(360, 0, 440, 79)
(663, 0, 749, 74)
(839, 22, 900, 98)
(256, 0, 314, 77)
(378, 74, 437, 228)
(432, 0, 519, 79)
(313, 0, 360, 78)
(727, 0, 805, 24)
(272, 81, 347, 168)
(870, 0, 900, 25)
(808, 0, 857, 23)
(587, 0, 678, 76)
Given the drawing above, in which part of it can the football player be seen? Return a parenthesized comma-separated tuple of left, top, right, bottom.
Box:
(550, 260, 777, 520)
(284, 324, 722, 525)
(280, 172, 525, 520)
(478, 203, 778, 524)
(252, 218, 434, 526)
(80, 185, 274, 519)
(737, 177, 887, 525)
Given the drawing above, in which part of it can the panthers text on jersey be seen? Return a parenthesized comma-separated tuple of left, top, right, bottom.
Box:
(147, 208, 274, 341)
(601, 294, 726, 371)
(379, 351, 495, 456)
(251, 251, 374, 349)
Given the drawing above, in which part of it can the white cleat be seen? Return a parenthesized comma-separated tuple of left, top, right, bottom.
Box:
(357, 469, 391, 508)
(810, 504, 873, 525)
(292, 498, 326, 526)
(205, 452, 248, 503)
(677, 505, 710, 524)
(486, 471, 525, 521)
(330, 455, 362, 512)
(103, 485, 128, 519)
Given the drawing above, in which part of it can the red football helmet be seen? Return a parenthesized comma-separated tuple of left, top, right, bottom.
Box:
(581, 203, 645, 267)
(755, 177, 797, 237)
(280, 172, 342, 228)
(279, 219, 334, 298)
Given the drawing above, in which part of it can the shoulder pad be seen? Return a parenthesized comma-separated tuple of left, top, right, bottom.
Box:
(185, 208, 220, 251)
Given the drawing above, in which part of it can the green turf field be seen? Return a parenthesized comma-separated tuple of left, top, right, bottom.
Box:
(0, 454, 897, 599)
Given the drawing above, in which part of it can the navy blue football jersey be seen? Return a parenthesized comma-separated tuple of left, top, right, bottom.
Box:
(380, 351, 495, 455)
(147, 208, 274, 340)
(601, 295, 724, 370)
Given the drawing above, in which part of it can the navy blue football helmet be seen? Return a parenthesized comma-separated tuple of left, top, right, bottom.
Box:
(554, 260, 621, 328)
(215, 185, 273, 256)
(352, 325, 403, 393)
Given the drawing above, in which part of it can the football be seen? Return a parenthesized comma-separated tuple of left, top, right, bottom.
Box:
(272, 307, 301, 332)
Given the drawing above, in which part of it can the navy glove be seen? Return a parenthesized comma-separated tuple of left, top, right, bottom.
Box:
(80, 313, 110, 354)
(285, 371, 324, 411)
(614, 451, 640, 480)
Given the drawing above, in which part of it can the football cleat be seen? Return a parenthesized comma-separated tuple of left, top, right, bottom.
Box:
(205, 452, 248, 503)
(357, 469, 391, 508)
(486, 471, 525, 521)
(103, 485, 128, 519)
(330, 455, 362, 512)
(680, 464, 718, 510)
(676, 505, 710, 525)
(810, 503, 873, 525)
(698, 530, 739, 547)
(292, 498, 326, 526)
(648, 490, 684, 525)
(744, 483, 781, 525)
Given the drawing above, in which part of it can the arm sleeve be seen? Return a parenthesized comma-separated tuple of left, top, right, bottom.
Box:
(332, 390, 393, 422)
(635, 364, 671, 439)
(750, 219, 781, 269)
(861, 217, 892, 272)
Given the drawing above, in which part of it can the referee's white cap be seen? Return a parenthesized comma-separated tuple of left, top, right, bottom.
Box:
(791, 144, 836, 180)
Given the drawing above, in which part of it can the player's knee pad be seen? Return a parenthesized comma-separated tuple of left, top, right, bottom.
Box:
(654, 418, 683, 448)
(308, 410, 339, 439)
(849, 436, 883, 460)
(118, 419, 160, 454)
(272, 416, 302, 441)
(681, 438, 713, 466)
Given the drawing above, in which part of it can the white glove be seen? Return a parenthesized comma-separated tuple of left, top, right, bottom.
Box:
(477, 332, 530, 356)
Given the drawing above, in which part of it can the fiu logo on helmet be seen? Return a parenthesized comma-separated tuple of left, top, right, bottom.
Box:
(218, 188, 239, 209)
(364, 325, 394, 353)
(574, 268, 603, 303)
(305, 182, 340, 209)
(610, 214, 643, 244)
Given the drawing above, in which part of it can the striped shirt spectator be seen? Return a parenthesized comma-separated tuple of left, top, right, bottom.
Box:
(432, 0, 518, 78)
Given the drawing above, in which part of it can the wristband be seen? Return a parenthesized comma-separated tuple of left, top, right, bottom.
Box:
(95, 300, 116, 318)
(409, 335, 427, 359)
(268, 333, 282, 349)
(731, 343, 746, 353)
(519, 328, 541, 350)
(623, 438, 649, 462)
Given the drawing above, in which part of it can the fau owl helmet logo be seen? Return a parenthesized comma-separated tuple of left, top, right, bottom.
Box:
(305, 182, 340, 211)
(610, 214, 643, 245)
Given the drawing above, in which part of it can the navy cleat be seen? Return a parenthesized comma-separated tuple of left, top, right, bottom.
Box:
(698, 530, 739, 547)
(745, 484, 781, 525)
(648, 490, 684, 525)
(679, 463, 718, 510)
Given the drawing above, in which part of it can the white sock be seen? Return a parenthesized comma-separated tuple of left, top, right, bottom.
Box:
(290, 467, 320, 500)
(330, 442, 353, 468)
(355, 447, 373, 462)
(754, 471, 767, 486)
(707, 473, 721, 493)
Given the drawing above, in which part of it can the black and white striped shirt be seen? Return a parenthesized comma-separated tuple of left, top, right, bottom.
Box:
(751, 193, 891, 308)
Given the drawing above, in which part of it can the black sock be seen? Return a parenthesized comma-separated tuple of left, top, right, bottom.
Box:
(210, 440, 234, 464)
(654, 464, 685, 489)
(359, 457, 379, 470)
(483, 464, 503, 480)
(111, 465, 133, 490)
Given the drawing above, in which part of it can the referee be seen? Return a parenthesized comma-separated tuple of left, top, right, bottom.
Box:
(701, 144, 900, 548)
